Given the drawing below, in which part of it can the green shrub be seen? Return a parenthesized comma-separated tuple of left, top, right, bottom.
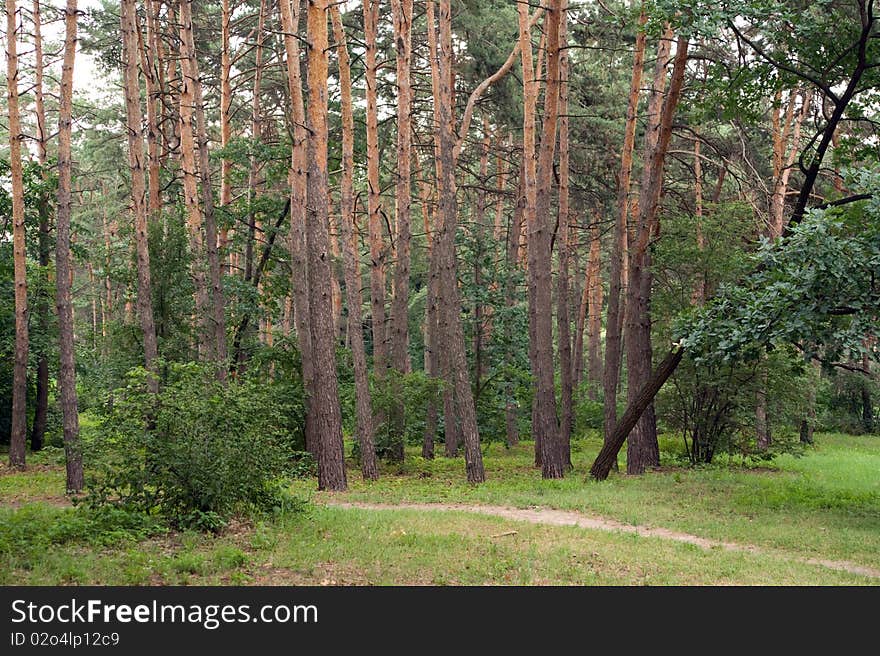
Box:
(83, 362, 302, 530)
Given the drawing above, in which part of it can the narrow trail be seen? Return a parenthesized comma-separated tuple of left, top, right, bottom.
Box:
(326, 501, 880, 580)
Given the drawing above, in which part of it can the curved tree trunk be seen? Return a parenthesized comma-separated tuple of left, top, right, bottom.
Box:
(625, 30, 687, 474)
(591, 347, 684, 480)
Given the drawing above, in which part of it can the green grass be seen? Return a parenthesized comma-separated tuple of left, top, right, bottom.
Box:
(0, 503, 870, 585)
(294, 432, 880, 571)
(1, 432, 878, 585)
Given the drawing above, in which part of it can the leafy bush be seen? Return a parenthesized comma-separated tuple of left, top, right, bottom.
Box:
(658, 349, 811, 464)
(83, 362, 303, 530)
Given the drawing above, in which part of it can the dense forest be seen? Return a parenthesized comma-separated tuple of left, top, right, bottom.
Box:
(1, 0, 878, 530)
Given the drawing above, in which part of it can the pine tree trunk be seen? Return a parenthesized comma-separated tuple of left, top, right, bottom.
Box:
(279, 0, 316, 454)
(473, 122, 491, 401)
(800, 362, 818, 444)
(436, 0, 484, 482)
(493, 136, 508, 242)
(527, 0, 565, 479)
(55, 0, 84, 492)
(121, 0, 159, 389)
(177, 1, 211, 358)
(180, 0, 228, 375)
(556, 3, 573, 466)
(518, 2, 541, 468)
(305, 0, 347, 491)
(421, 1, 441, 459)
(138, 3, 161, 223)
(364, 0, 387, 395)
(761, 87, 812, 444)
(425, 0, 459, 459)
(591, 347, 684, 480)
(415, 148, 438, 459)
(603, 6, 646, 449)
(30, 0, 49, 453)
(861, 353, 874, 434)
(6, 0, 28, 469)
(219, 0, 233, 261)
(237, 0, 267, 371)
(573, 255, 589, 387)
(388, 0, 414, 462)
(331, 6, 379, 480)
(504, 161, 526, 448)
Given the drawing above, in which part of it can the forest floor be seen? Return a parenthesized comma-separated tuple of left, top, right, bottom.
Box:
(1, 432, 879, 585)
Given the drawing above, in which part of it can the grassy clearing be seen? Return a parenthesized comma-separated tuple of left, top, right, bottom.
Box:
(1, 432, 877, 585)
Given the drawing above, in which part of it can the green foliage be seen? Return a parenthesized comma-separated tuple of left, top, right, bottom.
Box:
(678, 180, 880, 367)
(0, 504, 166, 564)
(659, 349, 811, 464)
(817, 370, 877, 435)
(573, 387, 606, 435)
(370, 370, 443, 458)
(83, 362, 304, 530)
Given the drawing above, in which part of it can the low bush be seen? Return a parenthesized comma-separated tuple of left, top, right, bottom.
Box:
(83, 362, 303, 530)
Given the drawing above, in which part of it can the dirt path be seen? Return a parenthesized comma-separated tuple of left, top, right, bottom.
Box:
(326, 501, 880, 580)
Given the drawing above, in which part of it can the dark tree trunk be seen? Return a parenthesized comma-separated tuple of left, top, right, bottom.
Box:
(755, 370, 772, 450)
(180, 0, 228, 376)
(861, 354, 874, 433)
(503, 162, 525, 448)
(624, 31, 687, 474)
(364, 0, 387, 405)
(587, 222, 604, 398)
(590, 347, 684, 480)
